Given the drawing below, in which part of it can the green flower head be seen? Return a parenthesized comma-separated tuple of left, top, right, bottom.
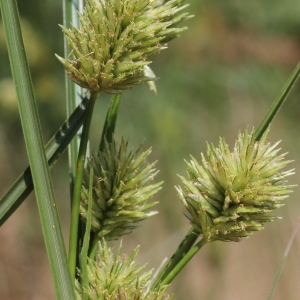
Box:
(177, 129, 296, 242)
(75, 240, 171, 300)
(56, 0, 192, 93)
(80, 139, 162, 240)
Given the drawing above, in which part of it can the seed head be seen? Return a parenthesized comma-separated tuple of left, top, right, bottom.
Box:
(80, 139, 162, 240)
(177, 129, 296, 242)
(56, 0, 192, 93)
(75, 240, 171, 300)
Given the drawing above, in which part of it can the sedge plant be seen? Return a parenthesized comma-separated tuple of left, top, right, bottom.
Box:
(0, 0, 299, 299)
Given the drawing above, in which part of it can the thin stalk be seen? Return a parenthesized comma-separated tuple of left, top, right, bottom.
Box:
(0, 96, 88, 226)
(68, 91, 98, 283)
(99, 93, 122, 151)
(267, 217, 300, 300)
(62, 0, 86, 276)
(151, 227, 199, 289)
(88, 93, 122, 258)
(254, 62, 300, 141)
(63, 0, 84, 194)
(62, 0, 87, 278)
(80, 160, 94, 300)
(159, 238, 208, 288)
(0, 0, 74, 297)
(88, 236, 99, 260)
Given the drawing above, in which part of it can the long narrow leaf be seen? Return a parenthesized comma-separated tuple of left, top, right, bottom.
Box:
(0, 96, 89, 226)
(0, 0, 74, 298)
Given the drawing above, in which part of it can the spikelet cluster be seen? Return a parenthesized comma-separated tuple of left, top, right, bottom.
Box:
(177, 129, 295, 242)
(80, 139, 162, 240)
(56, 0, 192, 93)
(75, 240, 171, 300)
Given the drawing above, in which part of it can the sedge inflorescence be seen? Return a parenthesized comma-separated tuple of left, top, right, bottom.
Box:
(75, 240, 171, 300)
(80, 139, 162, 240)
(177, 129, 296, 242)
(56, 0, 192, 93)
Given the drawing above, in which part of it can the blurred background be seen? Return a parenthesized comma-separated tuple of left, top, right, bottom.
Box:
(1, 0, 300, 299)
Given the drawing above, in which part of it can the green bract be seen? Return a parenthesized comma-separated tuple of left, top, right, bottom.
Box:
(56, 0, 192, 93)
(177, 129, 296, 242)
(75, 240, 171, 300)
(80, 139, 162, 240)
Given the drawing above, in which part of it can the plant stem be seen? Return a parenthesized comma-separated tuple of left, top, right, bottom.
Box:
(267, 217, 300, 300)
(63, 0, 84, 196)
(99, 93, 122, 151)
(88, 93, 122, 258)
(254, 62, 300, 141)
(68, 91, 98, 283)
(89, 235, 99, 260)
(80, 160, 94, 300)
(159, 238, 208, 287)
(151, 227, 199, 289)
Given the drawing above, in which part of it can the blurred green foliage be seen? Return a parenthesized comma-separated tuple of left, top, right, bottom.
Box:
(0, 0, 300, 299)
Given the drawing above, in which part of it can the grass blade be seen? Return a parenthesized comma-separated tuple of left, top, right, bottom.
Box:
(0, 96, 88, 226)
(0, 0, 74, 297)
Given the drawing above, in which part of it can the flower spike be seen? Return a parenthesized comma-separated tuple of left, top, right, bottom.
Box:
(80, 139, 163, 240)
(177, 129, 296, 242)
(56, 0, 192, 93)
(75, 239, 171, 300)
